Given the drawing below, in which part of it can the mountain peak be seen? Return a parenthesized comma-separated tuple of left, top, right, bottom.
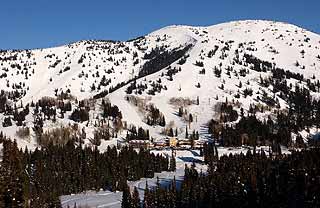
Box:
(1, 20, 320, 149)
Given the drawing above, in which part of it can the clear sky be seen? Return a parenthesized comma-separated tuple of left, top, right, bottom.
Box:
(1, 0, 319, 50)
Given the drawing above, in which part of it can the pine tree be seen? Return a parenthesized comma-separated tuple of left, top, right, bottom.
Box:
(2, 117, 12, 127)
(178, 107, 183, 117)
(121, 184, 132, 208)
(160, 116, 166, 127)
(154, 177, 161, 207)
(0, 162, 5, 208)
(1, 140, 25, 208)
(131, 187, 140, 208)
(169, 151, 176, 171)
(239, 81, 242, 88)
(190, 135, 195, 149)
(143, 181, 152, 208)
(185, 126, 188, 139)
(189, 114, 193, 123)
(168, 128, 174, 137)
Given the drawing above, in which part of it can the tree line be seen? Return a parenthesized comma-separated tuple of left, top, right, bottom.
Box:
(119, 146, 320, 208)
(0, 134, 169, 208)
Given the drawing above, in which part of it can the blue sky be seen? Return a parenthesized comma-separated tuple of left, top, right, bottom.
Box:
(1, 0, 319, 49)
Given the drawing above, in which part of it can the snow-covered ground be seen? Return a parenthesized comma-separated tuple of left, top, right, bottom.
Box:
(61, 190, 123, 208)
(60, 149, 202, 208)
(2, 20, 320, 148)
(60, 146, 290, 208)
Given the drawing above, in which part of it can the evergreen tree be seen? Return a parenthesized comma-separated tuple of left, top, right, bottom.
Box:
(168, 128, 174, 137)
(143, 181, 153, 208)
(169, 151, 176, 171)
(185, 126, 188, 139)
(121, 185, 132, 208)
(131, 187, 140, 208)
(0, 162, 5, 208)
(189, 114, 193, 123)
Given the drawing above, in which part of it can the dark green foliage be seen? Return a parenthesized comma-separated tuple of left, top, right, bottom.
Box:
(203, 143, 218, 164)
(178, 106, 184, 117)
(0, 91, 7, 113)
(243, 88, 253, 97)
(244, 53, 272, 72)
(219, 102, 238, 122)
(121, 185, 132, 208)
(177, 55, 189, 65)
(102, 100, 122, 120)
(12, 105, 29, 126)
(99, 75, 111, 87)
(139, 44, 193, 78)
(207, 45, 219, 58)
(131, 187, 141, 208)
(0, 134, 169, 207)
(214, 66, 222, 78)
(209, 113, 287, 146)
(169, 151, 176, 171)
(166, 66, 181, 81)
(126, 80, 148, 95)
(141, 148, 320, 208)
(70, 108, 89, 122)
(2, 117, 12, 127)
(189, 114, 193, 123)
(126, 126, 150, 141)
(167, 128, 174, 137)
(194, 61, 204, 67)
(63, 66, 71, 72)
(145, 105, 166, 127)
(185, 126, 188, 139)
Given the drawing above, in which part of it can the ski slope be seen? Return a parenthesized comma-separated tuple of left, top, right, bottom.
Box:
(1, 20, 320, 147)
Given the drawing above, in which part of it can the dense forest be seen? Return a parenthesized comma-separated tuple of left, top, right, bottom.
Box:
(0, 134, 169, 208)
(120, 146, 320, 208)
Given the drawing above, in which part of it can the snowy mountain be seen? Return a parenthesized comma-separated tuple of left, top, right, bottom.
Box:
(1, 20, 320, 149)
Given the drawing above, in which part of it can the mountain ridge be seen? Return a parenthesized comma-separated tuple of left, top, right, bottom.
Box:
(1, 19, 320, 149)
(3, 19, 319, 51)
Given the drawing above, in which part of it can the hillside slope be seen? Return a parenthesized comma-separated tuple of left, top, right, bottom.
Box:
(1, 20, 320, 148)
